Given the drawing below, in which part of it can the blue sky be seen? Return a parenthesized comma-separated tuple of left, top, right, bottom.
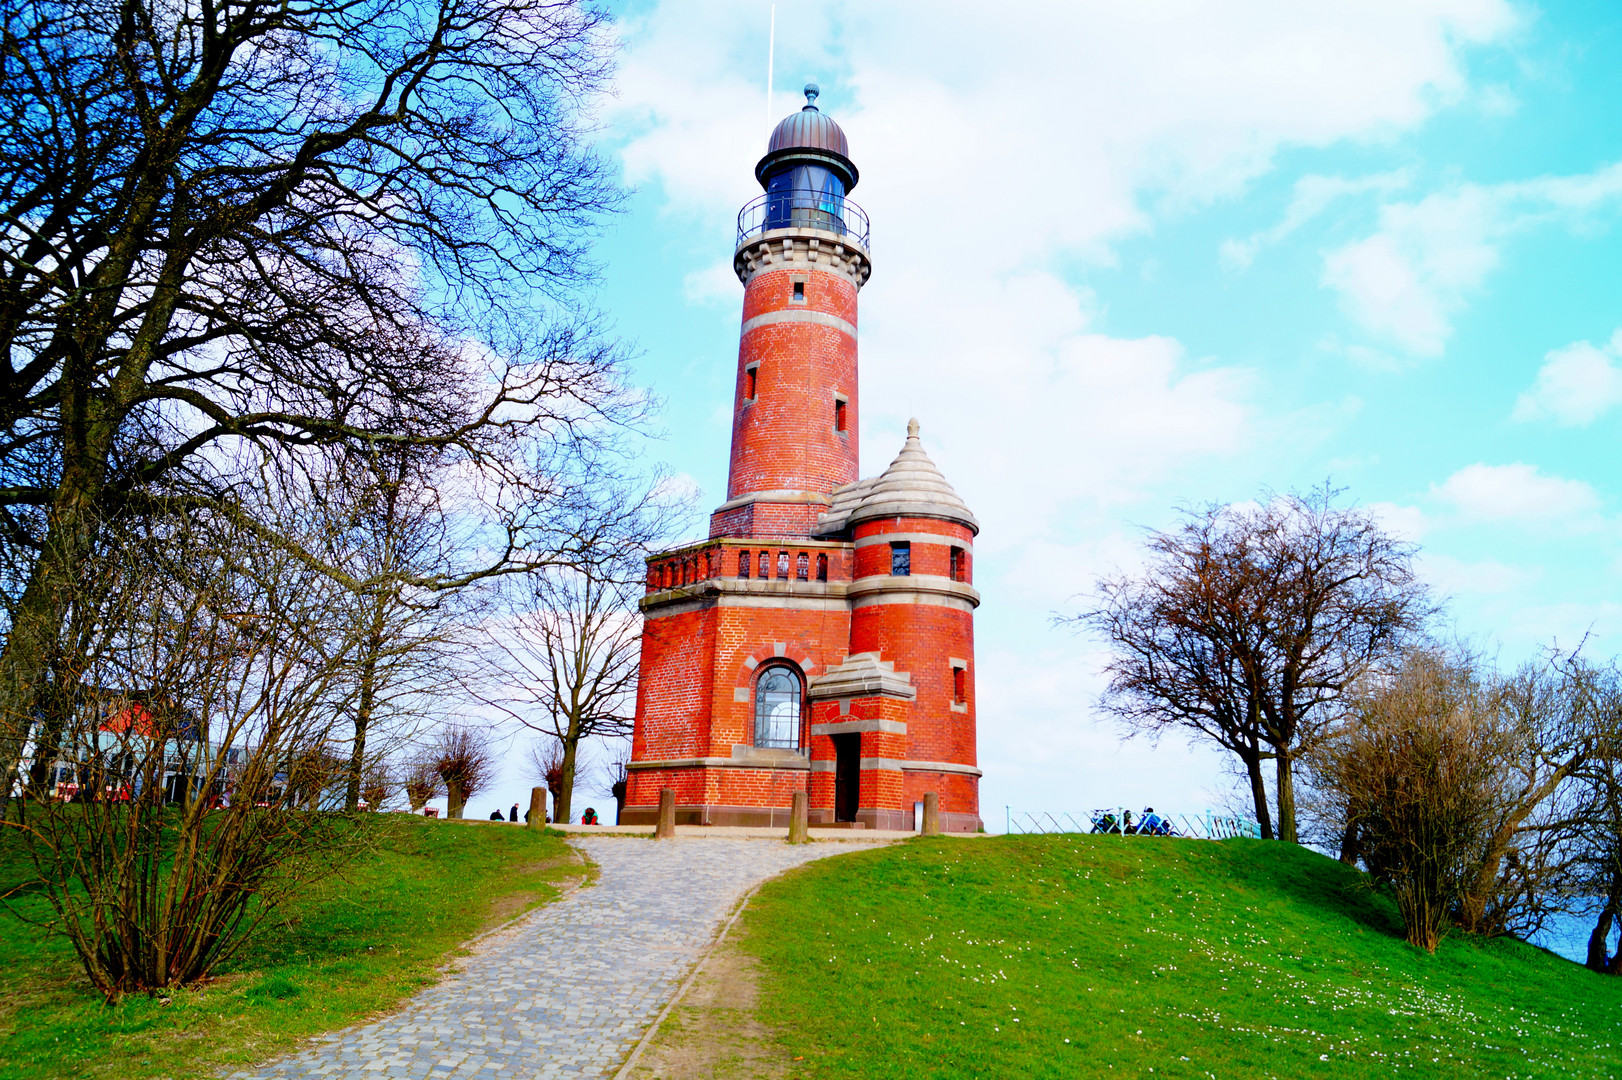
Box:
(568, 0, 1622, 825)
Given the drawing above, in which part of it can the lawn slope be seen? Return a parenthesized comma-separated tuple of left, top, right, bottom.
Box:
(0, 816, 584, 1080)
(741, 835, 1621, 1079)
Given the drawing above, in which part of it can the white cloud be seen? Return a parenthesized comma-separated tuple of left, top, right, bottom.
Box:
(1323, 164, 1622, 356)
(1222, 170, 1410, 270)
(1417, 552, 1541, 595)
(1366, 500, 1430, 541)
(1432, 463, 1601, 523)
(1512, 330, 1622, 426)
(605, 0, 1523, 815)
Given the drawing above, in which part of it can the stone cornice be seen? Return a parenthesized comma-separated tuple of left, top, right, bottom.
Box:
(734, 228, 873, 289)
(846, 574, 981, 610)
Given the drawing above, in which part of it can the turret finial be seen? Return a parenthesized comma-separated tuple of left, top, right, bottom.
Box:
(803, 82, 820, 110)
(907, 418, 920, 439)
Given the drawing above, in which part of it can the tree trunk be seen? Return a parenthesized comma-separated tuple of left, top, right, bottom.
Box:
(446, 778, 464, 819)
(0, 523, 95, 805)
(557, 730, 579, 826)
(1275, 751, 1298, 844)
(1588, 904, 1616, 973)
(1242, 746, 1274, 840)
(1338, 817, 1360, 866)
(344, 625, 385, 813)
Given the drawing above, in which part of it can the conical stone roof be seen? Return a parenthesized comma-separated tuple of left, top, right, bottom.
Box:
(847, 419, 978, 534)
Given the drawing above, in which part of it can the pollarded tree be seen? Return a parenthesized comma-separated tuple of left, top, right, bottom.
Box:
(0, 0, 635, 801)
(429, 724, 495, 820)
(1073, 485, 1432, 842)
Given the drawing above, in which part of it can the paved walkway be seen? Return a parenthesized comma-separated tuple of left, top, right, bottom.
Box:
(234, 836, 884, 1080)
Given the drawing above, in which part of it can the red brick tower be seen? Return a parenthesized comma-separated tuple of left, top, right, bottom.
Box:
(624, 86, 982, 832)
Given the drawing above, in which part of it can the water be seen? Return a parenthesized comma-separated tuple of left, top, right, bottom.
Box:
(1530, 907, 1600, 965)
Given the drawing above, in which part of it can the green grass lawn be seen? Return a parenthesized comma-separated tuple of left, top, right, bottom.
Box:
(0, 815, 584, 1080)
(741, 834, 1622, 1079)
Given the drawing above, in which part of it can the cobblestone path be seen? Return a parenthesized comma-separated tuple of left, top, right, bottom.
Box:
(234, 836, 881, 1080)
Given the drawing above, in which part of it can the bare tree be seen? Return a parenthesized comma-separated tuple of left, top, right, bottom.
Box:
(0, 0, 638, 807)
(315, 445, 480, 811)
(1072, 485, 1432, 841)
(1310, 647, 1514, 952)
(480, 483, 667, 825)
(1452, 656, 1603, 934)
(429, 725, 495, 820)
(4, 506, 364, 998)
(1552, 664, 1622, 971)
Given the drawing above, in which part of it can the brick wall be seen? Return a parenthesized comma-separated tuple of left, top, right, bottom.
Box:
(726, 264, 859, 508)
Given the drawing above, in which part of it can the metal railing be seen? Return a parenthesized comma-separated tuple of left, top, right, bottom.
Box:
(736, 191, 870, 249)
(1005, 807, 1263, 841)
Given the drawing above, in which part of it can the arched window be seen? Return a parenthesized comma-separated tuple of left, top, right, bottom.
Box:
(754, 666, 803, 749)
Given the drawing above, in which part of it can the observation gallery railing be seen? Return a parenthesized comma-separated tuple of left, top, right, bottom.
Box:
(736, 191, 871, 249)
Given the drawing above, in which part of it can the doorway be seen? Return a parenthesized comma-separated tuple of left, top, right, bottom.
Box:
(833, 733, 860, 823)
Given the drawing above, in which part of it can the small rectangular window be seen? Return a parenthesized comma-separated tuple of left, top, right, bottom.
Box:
(834, 397, 848, 432)
(890, 542, 911, 577)
(953, 666, 967, 704)
(796, 552, 809, 580)
(738, 550, 750, 579)
(777, 549, 790, 578)
(745, 366, 758, 400)
(759, 551, 770, 578)
(816, 553, 828, 582)
(950, 546, 966, 582)
(792, 280, 806, 302)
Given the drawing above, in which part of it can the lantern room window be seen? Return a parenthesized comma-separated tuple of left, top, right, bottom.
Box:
(754, 666, 803, 749)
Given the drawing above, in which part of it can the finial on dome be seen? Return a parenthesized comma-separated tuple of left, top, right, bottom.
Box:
(803, 82, 820, 110)
(907, 418, 920, 439)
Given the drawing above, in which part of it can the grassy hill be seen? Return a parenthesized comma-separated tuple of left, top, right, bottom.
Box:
(739, 834, 1622, 1079)
(0, 815, 584, 1080)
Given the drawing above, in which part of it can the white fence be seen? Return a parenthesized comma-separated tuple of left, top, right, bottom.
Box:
(1004, 807, 1263, 840)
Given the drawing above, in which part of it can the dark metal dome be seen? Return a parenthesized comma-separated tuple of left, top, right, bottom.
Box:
(755, 83, 859, 192)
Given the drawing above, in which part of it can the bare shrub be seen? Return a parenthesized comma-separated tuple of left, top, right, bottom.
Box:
(6, 511, 363, 998)
(1312, 647, 1512, 951)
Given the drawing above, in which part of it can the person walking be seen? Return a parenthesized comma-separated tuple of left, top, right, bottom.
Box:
(509, 803, 519, 822)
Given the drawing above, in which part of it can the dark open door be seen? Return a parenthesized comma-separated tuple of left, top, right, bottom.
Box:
(833, 733, 860, 823)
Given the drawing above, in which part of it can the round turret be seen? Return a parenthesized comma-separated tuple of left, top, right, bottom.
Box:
(848, 419, 979, 534)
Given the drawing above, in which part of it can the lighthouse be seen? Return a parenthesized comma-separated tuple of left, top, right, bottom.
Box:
(624, 86, 983, 832)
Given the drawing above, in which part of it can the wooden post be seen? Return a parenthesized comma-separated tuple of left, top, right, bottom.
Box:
(655, 787, 676, 839)
(788, 790, 809, 844)
(921, 791, 941, 836)
(527, 786, 546, 830)
(446, 779, 464, 820)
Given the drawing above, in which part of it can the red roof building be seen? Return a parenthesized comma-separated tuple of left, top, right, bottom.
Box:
(623, 86, 982, 832)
